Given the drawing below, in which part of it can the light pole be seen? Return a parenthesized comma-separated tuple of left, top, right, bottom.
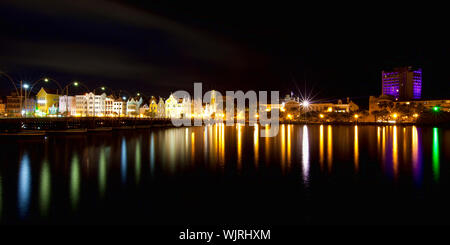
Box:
(22, 83, 30, 117)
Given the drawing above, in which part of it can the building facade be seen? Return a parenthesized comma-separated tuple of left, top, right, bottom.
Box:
(113, 99, 126, 116)
(126, 97, 143, 116)
(157, 98, 165, 118)
(75, 92, 107, 116)
(382, 66, 422, 100)
(59, 95, 76, 116)
(36, 88, 60, 115)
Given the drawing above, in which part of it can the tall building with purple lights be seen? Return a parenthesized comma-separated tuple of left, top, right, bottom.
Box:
(382, 66, 422, 100)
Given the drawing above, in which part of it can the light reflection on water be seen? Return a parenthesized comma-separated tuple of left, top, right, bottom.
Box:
(0, 124, 448, 222)
(18, 153, 31, 218)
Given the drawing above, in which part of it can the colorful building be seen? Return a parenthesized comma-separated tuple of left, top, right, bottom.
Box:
(382, 66, 422, 100)
(36, 87, 60, 116)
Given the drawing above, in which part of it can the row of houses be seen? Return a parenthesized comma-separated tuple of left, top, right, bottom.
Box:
(0, 87, 220, 118)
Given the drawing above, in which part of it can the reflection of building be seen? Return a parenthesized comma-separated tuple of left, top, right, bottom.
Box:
(36, 88, 60, 115)
(157, 98, 165, 118)
(126, 97, 143, 116)
(382, 66, 422, 100)
(59, 95, 76, 116)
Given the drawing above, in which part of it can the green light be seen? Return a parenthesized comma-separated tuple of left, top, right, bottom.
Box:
(432, 128, 440, 183)
(70, 154, 80, 210)
(39, 160, 51, 216)
(135, 138, 141, 185)
(433, 106, 440, 112)
(99, 149, 106, 198)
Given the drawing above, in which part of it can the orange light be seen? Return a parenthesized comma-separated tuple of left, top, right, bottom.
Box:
(392, 113, 398, 119)
(287, 114, 293, 119)
(319, 114, 324, 118)
(354, 114, 359, 119)
(413, 113, 419, 118)
(327, 107, 332, 112)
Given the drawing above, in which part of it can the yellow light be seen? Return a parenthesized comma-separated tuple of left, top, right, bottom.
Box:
(255, 113, 259, 118)
(287, 114, 293, 119)
(280, 107, 286, 112)
(44, 78, 49, 82)
(319, 114, 324, 118)
(392, 113, 398, 119)
(265, 108, 271, 112)
(354, 114, 359, 119)
(413, 113, 419, 118)
(327, 107, 332, 112)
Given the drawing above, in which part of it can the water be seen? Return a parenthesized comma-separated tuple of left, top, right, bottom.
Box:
(0, 124, 449, 224)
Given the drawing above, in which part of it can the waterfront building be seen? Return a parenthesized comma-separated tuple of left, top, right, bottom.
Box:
(113, 98, 126, 116)
(105, 96, 114, 116)
(309, 99, 359, 113)
(126, 97, 143, 116)
(139, 104, 149, 116)
(157, 97, 165, 118)
(0, 98, 5, 117)
(382, 66, 422, 100)
(149, 97, 158, 117)
(5, 92, 21, 117)
(36, 87, 60, 115)
(165, 94, 184, 118)
(75, 92, 107, 116)
(59, 95, 76, 116)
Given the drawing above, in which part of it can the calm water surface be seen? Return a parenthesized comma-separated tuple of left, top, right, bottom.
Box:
(0, 124, 449, 224)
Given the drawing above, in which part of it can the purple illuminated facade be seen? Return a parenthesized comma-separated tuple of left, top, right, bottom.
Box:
(382, 66, 422, 100)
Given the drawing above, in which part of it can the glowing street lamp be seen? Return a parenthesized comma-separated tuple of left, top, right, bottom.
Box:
(319, 114, 324, 118)
(413, 113, 419, 118)
(392, 113, 398, 119)
(302, 100, 310, 107)
(74, 81, 79, 86)
(354, 114, 359, 119)
(44, 78, 49, 82)
(122, 96, 126, 100)
(23, 84, 29, 89)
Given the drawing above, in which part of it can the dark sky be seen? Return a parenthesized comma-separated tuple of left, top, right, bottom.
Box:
(1, 0, 449, 104)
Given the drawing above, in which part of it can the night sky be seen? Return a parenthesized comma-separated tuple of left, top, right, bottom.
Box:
(1, 0, 449, 106)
